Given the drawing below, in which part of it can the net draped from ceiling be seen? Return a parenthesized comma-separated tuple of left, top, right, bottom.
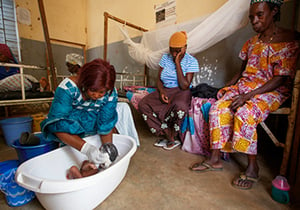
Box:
(119, 0, 250, 70)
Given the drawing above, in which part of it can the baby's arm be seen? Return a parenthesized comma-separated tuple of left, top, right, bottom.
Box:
(80, 160, 99, 177)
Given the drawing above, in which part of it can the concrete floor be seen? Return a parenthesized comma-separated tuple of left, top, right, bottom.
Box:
(0, 108, 293, 210)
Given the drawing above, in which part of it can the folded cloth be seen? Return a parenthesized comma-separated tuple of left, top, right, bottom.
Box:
(115, 102, 140, 146)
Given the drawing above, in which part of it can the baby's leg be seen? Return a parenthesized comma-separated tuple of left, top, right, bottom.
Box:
(67, 166, 83, 179)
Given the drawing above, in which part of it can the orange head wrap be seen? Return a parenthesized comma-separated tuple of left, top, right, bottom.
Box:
(169, 31, 187, 48)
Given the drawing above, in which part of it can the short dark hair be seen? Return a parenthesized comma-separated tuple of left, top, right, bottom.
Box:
(266, 2, 281, 22)
(77, 59, 116, 95)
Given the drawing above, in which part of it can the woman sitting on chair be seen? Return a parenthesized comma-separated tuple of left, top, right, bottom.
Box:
(138, 31, 199, 150)
(189, 0, 300, 190)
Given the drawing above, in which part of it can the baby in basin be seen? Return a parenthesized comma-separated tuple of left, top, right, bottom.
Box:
(67, 142, 118, 179)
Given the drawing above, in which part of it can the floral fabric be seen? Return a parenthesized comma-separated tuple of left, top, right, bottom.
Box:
(209, 36, 299, 155)
(181, 97, 216, 156)
(138, 87, 191, 139)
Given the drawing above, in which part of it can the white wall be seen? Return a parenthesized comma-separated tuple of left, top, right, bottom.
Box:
(16, 0, 227, 49)
(16, 0, 86, 46)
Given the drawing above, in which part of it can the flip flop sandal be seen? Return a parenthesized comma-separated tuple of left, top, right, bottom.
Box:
(189, 161, 223, 172)
(153, 139, 168, 147)
(231, 173, 259, 190)
(163, 140, 181, 150)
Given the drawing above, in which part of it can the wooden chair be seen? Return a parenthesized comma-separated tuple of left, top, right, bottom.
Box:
(260, 70, 300, 176)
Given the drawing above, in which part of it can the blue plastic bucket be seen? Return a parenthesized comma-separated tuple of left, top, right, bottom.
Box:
(0, 117, 33, 147)
(12, 132, 59, 163)
(0, 160, 35, 207)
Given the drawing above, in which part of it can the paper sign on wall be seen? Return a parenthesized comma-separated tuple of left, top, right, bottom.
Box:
(17, 7, 31, 25)
(154, 0, 176, 28)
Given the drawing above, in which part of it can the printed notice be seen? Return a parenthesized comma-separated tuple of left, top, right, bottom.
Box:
(154, 0, 176, 28)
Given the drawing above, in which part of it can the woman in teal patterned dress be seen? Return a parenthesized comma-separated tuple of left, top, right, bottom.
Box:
(41, 59, 129, 168)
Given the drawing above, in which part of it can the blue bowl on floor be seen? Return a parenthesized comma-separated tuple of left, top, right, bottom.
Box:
(12, 132, 59, 163)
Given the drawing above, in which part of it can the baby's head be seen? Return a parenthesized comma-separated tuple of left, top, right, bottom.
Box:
(99, 143, 118, 169)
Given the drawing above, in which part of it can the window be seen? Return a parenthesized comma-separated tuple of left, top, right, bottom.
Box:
(0, 0, 20, 61)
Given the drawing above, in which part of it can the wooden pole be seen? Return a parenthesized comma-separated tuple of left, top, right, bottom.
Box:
(103, 12, 148, 61)
(37, 0, 58, 89)
(104, 12, 108, 61)
(104, 12, 148, 32)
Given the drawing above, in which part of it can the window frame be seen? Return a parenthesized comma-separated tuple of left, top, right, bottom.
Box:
(0, 0, 21, 62)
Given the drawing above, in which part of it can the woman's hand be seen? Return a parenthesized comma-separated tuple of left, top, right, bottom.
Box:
(159, 92, 169, 104)
(175, 47, 185, 65)
(230, 93, 251, 111)
(80, 142, 111, 167)
(229, 76, 287, 111)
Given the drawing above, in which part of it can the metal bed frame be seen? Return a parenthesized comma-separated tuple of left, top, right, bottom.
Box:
(0, 62, 54, 107)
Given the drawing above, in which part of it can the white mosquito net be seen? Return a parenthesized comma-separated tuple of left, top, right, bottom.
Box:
(120, 0, 250, 70)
